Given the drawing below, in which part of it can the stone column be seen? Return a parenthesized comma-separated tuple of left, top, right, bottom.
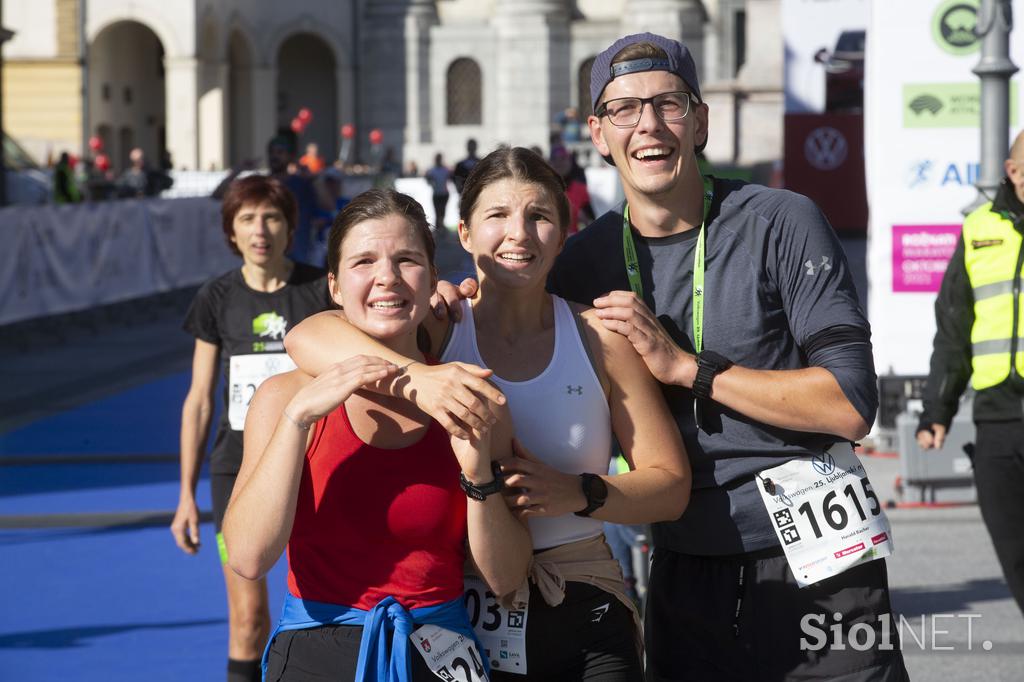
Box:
(198, 60, 228, 170)
(362, 0, 438, 162)
(250, 64, 278, 159)
(620, 0, 706, 81)
(404, 0, 438, 150)
(164, 56, 199, 169)
(736, 0, 783, 165)
(492, 0, 571, 149)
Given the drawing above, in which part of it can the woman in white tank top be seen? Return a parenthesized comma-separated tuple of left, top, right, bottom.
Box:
(287, 148, 690, 681)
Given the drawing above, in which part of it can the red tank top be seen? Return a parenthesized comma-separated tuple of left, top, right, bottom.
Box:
(286, 402, 467, 610)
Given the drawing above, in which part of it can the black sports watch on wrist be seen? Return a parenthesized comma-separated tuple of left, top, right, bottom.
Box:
(574, 473, 609, 517)
(692, 350, 733, 401)
(459, 461, 505, 501)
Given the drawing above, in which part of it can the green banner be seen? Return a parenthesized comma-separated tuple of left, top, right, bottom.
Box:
(903, 82, 1019, 128)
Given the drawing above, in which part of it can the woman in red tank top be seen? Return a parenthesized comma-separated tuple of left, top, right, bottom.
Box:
(222, 189, 530, 682)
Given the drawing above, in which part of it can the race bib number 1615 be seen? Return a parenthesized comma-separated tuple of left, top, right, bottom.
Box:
(756, 443, 895, 588)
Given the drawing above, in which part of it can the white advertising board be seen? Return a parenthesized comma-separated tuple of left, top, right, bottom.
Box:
(865, 0, 1024, 376)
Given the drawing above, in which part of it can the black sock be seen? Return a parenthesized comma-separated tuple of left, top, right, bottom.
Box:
(227, 657, 261, 682)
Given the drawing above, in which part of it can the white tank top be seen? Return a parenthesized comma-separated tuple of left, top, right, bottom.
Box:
(441, 295, 612, 549)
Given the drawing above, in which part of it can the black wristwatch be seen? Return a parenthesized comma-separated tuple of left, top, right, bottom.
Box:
(692, 350, 733, 401)
(574, 473, 608, 517)
(459, 461, 505, 501)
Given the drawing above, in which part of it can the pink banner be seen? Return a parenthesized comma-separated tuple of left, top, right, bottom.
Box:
(891, 224, 961, 293)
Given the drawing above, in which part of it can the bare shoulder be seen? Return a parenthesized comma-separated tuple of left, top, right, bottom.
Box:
(577, 306, 636, 357)
(252, 369, 312, 412)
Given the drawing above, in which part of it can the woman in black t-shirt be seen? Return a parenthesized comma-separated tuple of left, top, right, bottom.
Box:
(170, 176, 330, 682)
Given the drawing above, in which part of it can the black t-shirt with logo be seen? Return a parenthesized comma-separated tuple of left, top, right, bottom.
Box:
(183, 262, 331, 474)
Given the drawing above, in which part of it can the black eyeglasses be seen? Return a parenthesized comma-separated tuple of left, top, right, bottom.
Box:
(596, 91, 700, 128)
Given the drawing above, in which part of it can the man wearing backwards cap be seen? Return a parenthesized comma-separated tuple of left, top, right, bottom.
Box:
(547, 33, 908, 680)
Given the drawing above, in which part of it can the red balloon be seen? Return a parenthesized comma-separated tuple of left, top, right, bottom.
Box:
(88, 135, 103, 152)
(95, 153, 110, 172)
(369, 129, 383, 145)
(290, 117, 305, 134)
(341, 123, 356, 140)
(297, 108, 313, 124)
(68, 154, 79, 169)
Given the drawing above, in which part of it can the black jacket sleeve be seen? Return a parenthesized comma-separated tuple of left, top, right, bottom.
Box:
(919, 236, 973, 430)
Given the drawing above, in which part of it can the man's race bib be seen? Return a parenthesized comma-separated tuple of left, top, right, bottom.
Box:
(228, 353, 296, 430)
(756, 442, 895, 588)
(463, 576, 528, 675)
(411, 624, 489, 682)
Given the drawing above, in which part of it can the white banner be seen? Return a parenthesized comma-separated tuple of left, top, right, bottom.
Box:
(866, 0, 1024, 376)
(0, 197, 236, 325)
(782, 0, 868, 113)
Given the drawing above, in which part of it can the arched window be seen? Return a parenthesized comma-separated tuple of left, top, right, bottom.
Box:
(578, 56, 597, 119)
(447, 58, 482, 125)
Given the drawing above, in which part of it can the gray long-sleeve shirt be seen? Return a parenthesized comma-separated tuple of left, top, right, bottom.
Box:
(548, 178, 877, 555)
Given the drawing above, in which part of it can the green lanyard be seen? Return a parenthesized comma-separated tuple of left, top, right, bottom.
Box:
(622, 176, 714, 353)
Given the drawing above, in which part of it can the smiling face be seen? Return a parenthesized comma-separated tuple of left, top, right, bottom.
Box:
(231, 201, 290, 267)
(589, 70, 708, 202)
(329, 213, 436, 343)
(459, 177, 565, 291)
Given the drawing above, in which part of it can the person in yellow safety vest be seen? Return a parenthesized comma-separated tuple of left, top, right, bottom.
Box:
(918, 130, 1024, 617)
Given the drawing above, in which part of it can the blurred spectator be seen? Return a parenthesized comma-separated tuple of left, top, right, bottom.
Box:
(558, 106, 582, 143)
(53, 152, 81, 204)
(374, 146, 400, 189)
(424, 153, 452, 232)
(117, 147, 151, 198)
(550, 145, 594, 235)
(213, 129, 326, 266)
(404, 160, 420, 178)
(309, 167, 351, 267)
(452, 138, 479, 194)
(115, 147, 172, 198)
(299, 142, 326, 174)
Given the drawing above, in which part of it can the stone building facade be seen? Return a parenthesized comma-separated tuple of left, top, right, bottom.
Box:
(3, 0, 781, 173)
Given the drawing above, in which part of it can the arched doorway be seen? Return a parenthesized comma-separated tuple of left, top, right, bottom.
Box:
(89, 21, 166, 174)
(228, 30, 255, 166)
(276, 33, 338, 163)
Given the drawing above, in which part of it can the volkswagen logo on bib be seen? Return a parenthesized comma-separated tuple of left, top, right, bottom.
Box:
(811, 452, 836, 476)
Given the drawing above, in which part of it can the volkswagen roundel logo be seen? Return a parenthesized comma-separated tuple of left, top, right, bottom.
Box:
(804, 127, 848, 171)
(811, 453, 836, 476)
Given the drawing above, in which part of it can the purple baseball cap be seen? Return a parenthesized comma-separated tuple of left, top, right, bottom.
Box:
(590, 33, 701, 111)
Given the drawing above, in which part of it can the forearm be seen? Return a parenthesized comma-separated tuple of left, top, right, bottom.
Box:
(223, 417, 307, 579)
(178, 395, 213, 498)
(709, 365, 869, 441)
(591, 467, 689, 524)
(466, 493, 532, 598)
(285, 312, 419, 400)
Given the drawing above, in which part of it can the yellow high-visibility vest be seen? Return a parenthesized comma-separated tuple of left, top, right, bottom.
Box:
(962, 203, 1024, 390)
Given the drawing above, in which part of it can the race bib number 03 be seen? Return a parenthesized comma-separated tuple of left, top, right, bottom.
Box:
(411, 624, 489, 682)
(756, 443, 894, 588)
(227, 353, 296, 430)
(464, 576, 528, 675)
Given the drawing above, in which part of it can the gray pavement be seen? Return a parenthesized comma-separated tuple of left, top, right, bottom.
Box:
(861, 453, 1024, 681)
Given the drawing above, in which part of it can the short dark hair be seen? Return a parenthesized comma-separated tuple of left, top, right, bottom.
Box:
(327, 189, 436, 278)
(220, 175, 298, 257)
(458, 146, 570, 234)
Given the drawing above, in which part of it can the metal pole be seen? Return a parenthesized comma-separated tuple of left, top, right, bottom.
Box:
(969, 0, 1018, 213)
